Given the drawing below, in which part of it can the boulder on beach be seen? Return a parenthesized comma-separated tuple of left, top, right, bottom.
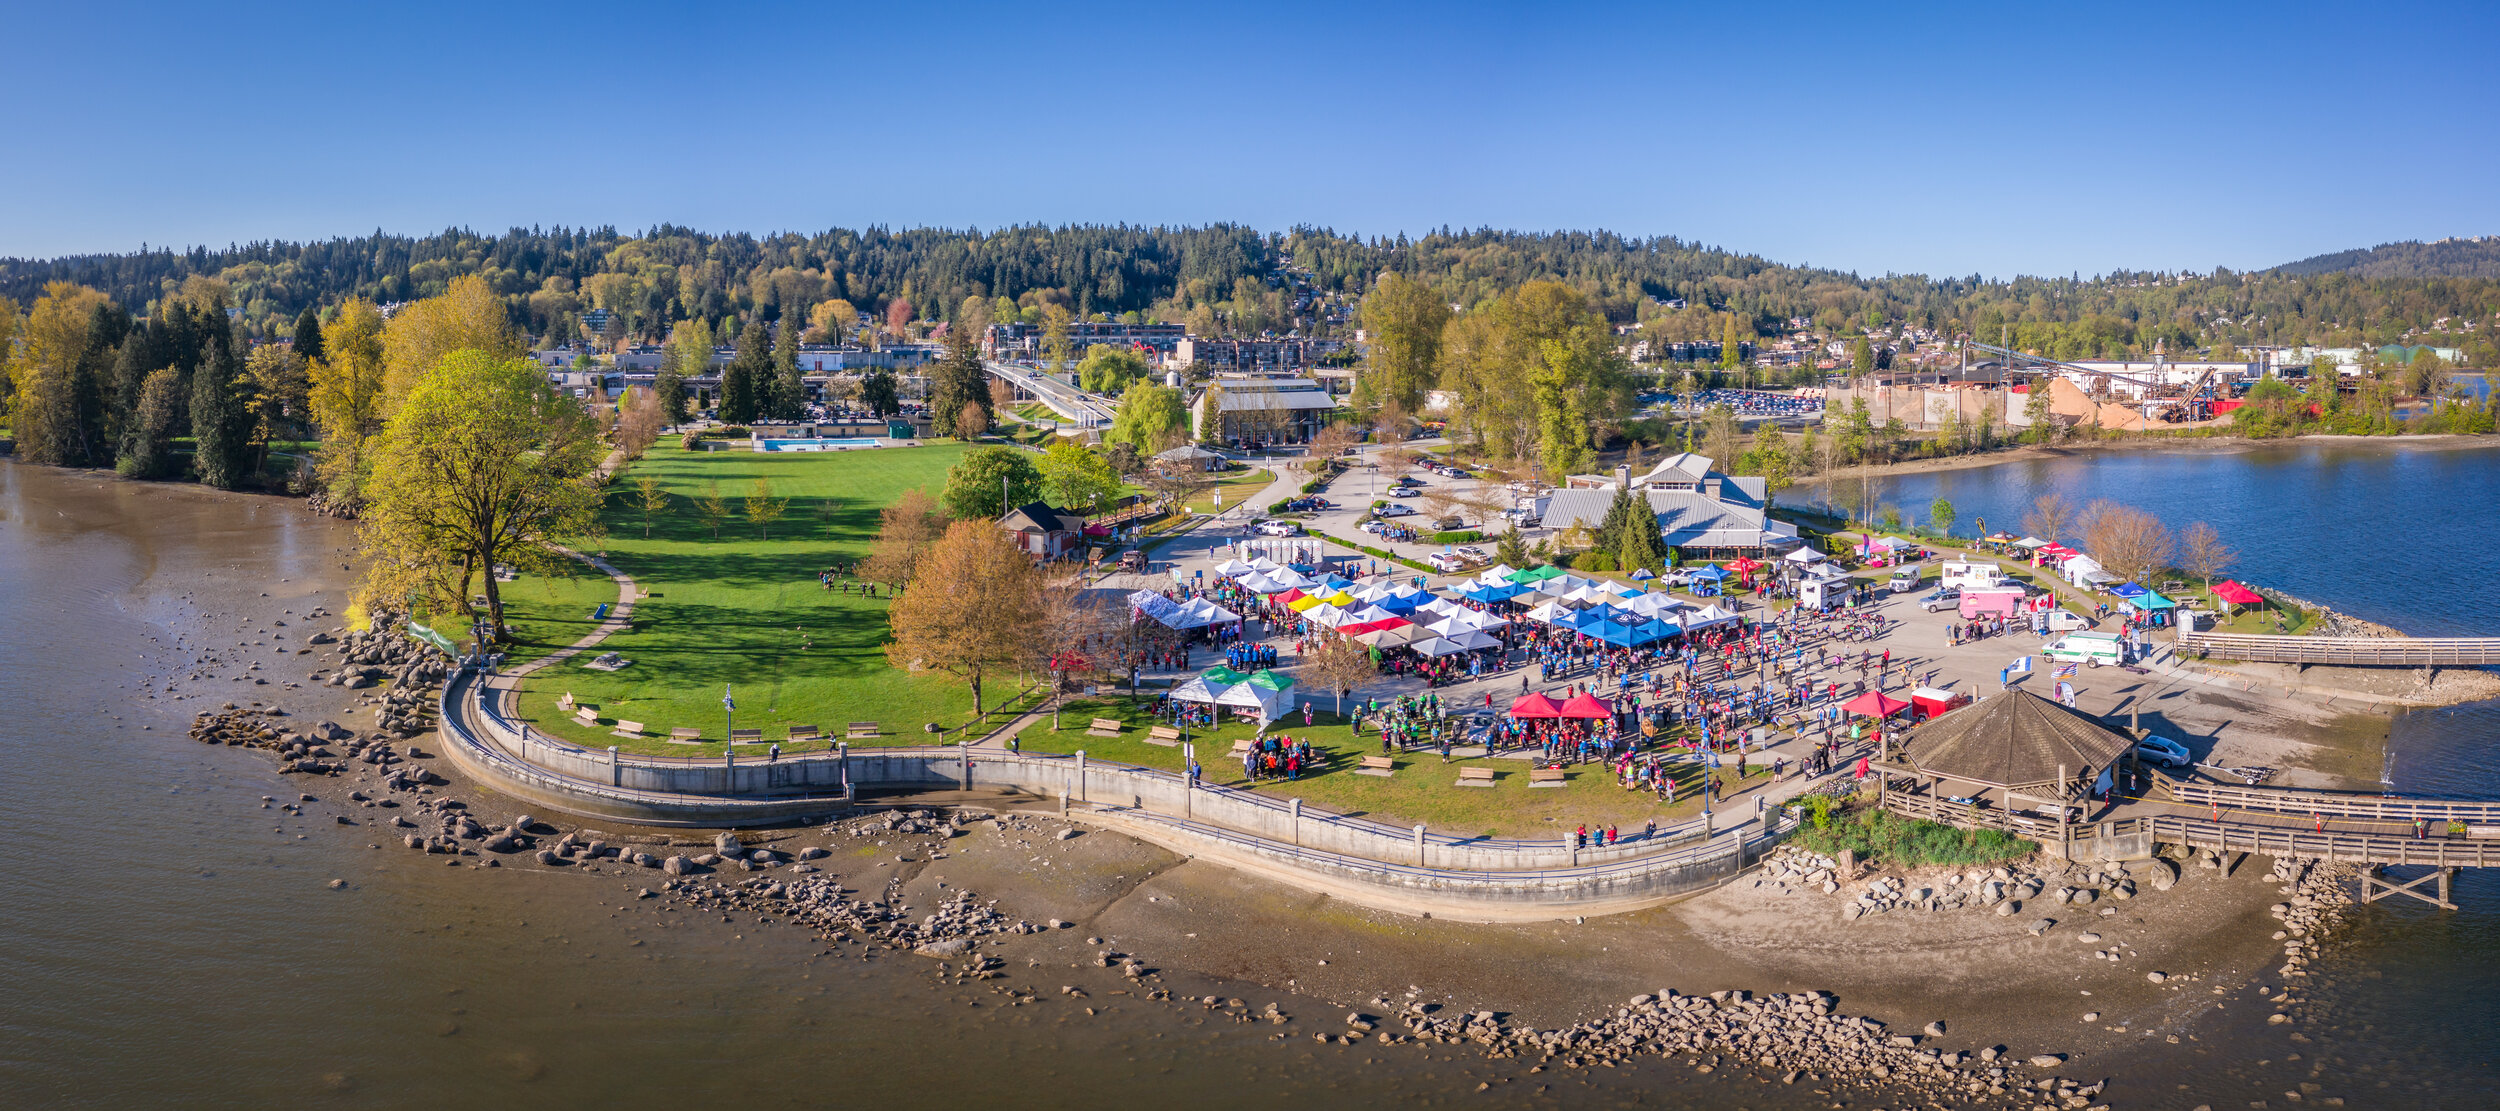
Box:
(662, 855, 693, 876)
(913, 939, 969, 959)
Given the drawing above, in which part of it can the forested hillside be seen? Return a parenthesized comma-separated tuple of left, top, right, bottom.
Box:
(5, 224, 2496, 364)
(2271, 237, 2500, 280)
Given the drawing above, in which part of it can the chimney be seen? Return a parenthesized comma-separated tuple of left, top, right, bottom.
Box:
(1615, 464, 1632, 490)
(1702, 478, 1721, 501)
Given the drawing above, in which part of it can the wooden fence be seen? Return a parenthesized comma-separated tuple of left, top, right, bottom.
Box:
(2176, 628, 2500, 666)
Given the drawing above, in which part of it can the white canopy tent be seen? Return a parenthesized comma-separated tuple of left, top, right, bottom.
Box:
(1783, 547, 1826, 564)
(1681, 604, 1741, 630)
(1174, 598, 1241, 628)
(1167, 674, 1232, 704)
(1477, 564, 1520, 584)
(1303, 603, 1353, 627)
(1214, 558, 1256, 577)
(1444, 628, 1503, 652)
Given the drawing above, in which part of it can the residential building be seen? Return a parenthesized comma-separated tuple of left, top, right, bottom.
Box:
(999, 502, 1089, 560)
(982, 321, 1186, 360)
(1170, 337, 1342, 373)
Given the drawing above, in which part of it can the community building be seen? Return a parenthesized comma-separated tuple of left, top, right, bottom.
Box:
(1538, 454, 1797, 555)
(1189, 377, 1337, 445)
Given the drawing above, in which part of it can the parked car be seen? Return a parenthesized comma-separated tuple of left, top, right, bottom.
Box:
(1388, 486, 1421, 498)
(1254, 519, 1300, 537)
(2132, 735, 2192, 769)
(1118, 550, 1148, 572)
(1454, 545, 1488, 560)
(1431, 516, 1464, 531)
(1374, 504, 1417, 518)
(1427, 552, 1471, 572)
(1918, 588, 1962, 613)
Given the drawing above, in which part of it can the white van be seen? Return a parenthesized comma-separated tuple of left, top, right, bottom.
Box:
(2044, 608, 2092, 632)
(1940, 560, 2006, 591)
(1886, 566, 1922, 595)
(2042, 631, 2124, 667)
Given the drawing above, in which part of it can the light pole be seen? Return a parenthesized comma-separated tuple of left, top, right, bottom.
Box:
(722, 683, 736, 744)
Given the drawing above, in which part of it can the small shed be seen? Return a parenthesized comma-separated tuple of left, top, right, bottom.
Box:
(1000, 501, 1088, 560)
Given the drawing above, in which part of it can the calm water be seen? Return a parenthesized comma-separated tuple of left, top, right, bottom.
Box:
(1821, 442, 2500, 1101)
(4, 447, 2495, 1107)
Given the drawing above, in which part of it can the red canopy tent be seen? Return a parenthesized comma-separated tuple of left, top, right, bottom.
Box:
(1557, 692, 1615, 719)
(1727, 556, 1761, 575)
(2212, 581, 2263, 605)
(1842, 690, 1911, 718)
(1371, 616, 1414, 630)
(1509, 692, 1566, 718)
(1335, 620, 1384, 636)
(1277, 588, 1308, 604)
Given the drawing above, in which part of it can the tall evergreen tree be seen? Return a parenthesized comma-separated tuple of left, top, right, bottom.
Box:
(769, 319, 805, 420)
(716, 313, 768, 424)
(190, 309, 254, 488)
(861, 369, 900, 418)
(119, 367, 184, 479)
(66, 302, 130, 466)
(292, 305, 325, 365)
(1615, 492, 1669, 575)
(108, 319, 157, 451)
(928, 326, 989, 438)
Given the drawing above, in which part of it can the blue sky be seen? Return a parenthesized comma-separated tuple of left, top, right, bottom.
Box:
(6, 0, 2495, 277)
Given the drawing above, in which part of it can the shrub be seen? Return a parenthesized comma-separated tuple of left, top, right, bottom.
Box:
(1301, 479, 1326, 494)
(1430, 530, 1482, 544)
(1577, 550, 1618, 572)
(1788, 804, 2036, 868)
(1270, 499, 1295, 514)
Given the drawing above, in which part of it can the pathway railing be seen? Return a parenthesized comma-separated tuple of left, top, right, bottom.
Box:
(2149, 770, 2500, 824)
(2176, 627, 2500, 666)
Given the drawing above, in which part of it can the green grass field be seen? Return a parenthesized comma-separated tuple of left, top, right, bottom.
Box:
(496, 440, 1038, 754)
(1011, 696, 1772, 837)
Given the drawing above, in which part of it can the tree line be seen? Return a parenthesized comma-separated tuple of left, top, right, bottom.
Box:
(12, 225, 2497, 374)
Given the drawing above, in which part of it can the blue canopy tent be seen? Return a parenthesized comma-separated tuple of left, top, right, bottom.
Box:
(1374, 592, 1428, 615)
(1687, 563, 1727, 597)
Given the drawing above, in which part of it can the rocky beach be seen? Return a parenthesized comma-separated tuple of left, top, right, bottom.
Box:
(5, 456, 2490, 1109)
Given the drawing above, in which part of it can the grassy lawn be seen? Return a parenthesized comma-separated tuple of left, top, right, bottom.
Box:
(1012, 697, 1777, 837)
(495, 440, 1040, 755)
(1184, 466, 1278, 516)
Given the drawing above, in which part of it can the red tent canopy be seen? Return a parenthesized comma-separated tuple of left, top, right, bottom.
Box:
(2212, 581, 2264, 605)
(1509, 693, 1566, 718)
(1727, 557, 1761, 574)
(1277, 588, 1308, 604)
(1335, 620, 1383, 636)
(1843, 690, 1911, 718)
(1371, 616, 1414, 630)
(1557, 692, 1615, 718)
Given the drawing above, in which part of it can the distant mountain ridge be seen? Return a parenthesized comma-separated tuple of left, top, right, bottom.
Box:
(2273, 237, 2500, 279)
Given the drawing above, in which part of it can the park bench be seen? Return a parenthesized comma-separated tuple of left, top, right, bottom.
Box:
(1086, 717, 1125, 738)
(1455, 766, 1498, 788)
(846, 722, 882, 739)
(1229, 740, 1253, 755)
(668, 727, 702, 744)
(557, 692, 575, 712)
(572, 707, 600, 727)
(2468, 825, 2500, 840)
(785, 725, 821, 743)
(611, 720, 647, 739)
(1528, 768, 1568, 788)
(1355, 756, 1396, 778)
(729, 728, 763, 745)
(1145, 725, 1184, 746)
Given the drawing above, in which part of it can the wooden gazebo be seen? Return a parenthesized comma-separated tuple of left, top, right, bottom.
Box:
(1879, 688, 2136, 850)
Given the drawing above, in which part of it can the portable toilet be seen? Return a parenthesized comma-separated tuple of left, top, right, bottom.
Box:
(887, 419, 915, 440)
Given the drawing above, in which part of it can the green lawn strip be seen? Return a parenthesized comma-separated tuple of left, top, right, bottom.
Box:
(1183, 467, 1277, 515)
(425, 570, 618, 668)
(1012, 698, 1777, 838)
(490, 440, 1016, 754)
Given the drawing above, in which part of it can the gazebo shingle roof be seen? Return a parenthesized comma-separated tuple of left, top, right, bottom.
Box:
(1901, 689, 2135, 791)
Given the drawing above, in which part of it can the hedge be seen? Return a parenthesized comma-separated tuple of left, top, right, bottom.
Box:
(1429, 530, 1482, 544)
(1301, 479, 1326, 494)
(1269, 499, 1295, 514)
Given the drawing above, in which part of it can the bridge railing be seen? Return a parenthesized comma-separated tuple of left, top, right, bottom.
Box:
(2176, 628, 2500, 666)
(2149, 770, 2500, 824)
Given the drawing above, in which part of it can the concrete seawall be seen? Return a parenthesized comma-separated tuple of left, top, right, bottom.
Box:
(436, 667, 1797, 919)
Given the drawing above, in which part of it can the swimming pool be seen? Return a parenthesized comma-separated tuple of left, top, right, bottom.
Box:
(753, 437, 886, 452)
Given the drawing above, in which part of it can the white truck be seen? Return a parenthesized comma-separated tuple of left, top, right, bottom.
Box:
(2042, 631, 2125, 667)
(1939, 560, 2007, 592)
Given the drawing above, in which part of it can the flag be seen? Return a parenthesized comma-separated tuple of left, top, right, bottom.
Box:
(2010, 655, 2033, 673)
(2054, 663, 2078, 679)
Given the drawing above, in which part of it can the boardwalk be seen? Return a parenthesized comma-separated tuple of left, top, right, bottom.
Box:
(2176, 627, 2500, 667)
